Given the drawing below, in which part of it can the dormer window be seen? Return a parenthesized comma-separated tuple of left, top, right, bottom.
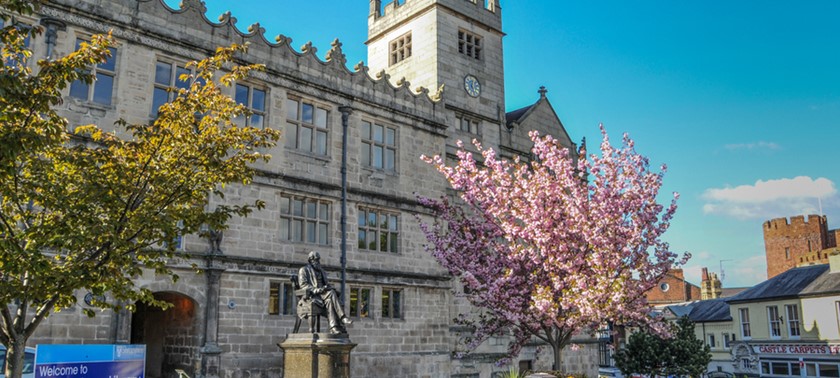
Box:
(458, 30, 482, 60)
(389, 32, 412, 65)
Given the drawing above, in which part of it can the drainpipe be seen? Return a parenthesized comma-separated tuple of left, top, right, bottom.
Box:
(39, 18, 65, 60)
(338, 106, 353, 305)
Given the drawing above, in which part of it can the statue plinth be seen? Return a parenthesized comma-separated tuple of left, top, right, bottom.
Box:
(279, 333, 356, 378)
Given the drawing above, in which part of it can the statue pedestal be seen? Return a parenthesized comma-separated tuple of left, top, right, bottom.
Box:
(279, 333, 357, 378)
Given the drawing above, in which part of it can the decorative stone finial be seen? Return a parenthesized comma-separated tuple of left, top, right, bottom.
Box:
(538, 86, 548, 98)
(354, 61, 366, 72)
(247, 22, 265, 36)
(326, 38, 347, 66)
(301, 41, 316, 55)
(179, 0, 207, 15)
(275, 34, 290, 45)
(431, 84, 445, 102)
(218, 11, 236, 26)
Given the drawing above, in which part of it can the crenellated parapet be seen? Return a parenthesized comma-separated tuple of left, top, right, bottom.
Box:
(763, 215, 827, 232)
(369, 0, 502, 37)
(763, 214, 838, 278)
(370, 0, 501, 21)
(42, 0, 447, 124)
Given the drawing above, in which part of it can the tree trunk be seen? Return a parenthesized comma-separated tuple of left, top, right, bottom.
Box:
(5, 335, 28, 378)
(551, 341, 563, 371)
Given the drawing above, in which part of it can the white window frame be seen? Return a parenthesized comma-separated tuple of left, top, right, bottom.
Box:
(740, 308, 752, 339)
(786, 304, 801, 338)
(768, 306, 782, 339)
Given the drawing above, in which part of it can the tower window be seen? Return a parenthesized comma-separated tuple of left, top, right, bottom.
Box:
(457, 115, 480, 135)
(389, 32, 412, 65)
(458, 30, 482, 60)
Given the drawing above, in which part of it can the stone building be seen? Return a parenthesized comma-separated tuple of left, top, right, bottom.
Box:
(15, 0, 592, 377)
(763, 215, 840, 279)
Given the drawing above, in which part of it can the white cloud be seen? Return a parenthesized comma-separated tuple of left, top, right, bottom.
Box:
(702, 177, 837, 220)
(725, 255, 767, 287)
(724, 141, 781, 151)
(704, 176, 836, 203)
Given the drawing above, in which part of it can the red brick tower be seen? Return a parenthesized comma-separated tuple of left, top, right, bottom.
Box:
(763, 215, 835, 278)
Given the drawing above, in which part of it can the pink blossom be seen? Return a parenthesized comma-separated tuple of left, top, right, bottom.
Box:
(418, 125, 687, 365)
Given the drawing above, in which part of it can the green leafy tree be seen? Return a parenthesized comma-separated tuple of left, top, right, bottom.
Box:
(0, 2, 279, 377)
(614, 316, 711, 378)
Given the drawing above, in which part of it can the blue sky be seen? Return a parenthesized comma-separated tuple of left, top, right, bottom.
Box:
(178, 0, 840, 287)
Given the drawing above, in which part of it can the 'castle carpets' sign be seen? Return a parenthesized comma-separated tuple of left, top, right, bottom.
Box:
(753, 343, 840, 355)
(35, 344, 145, 378)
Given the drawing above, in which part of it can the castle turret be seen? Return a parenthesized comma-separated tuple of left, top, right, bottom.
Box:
(763, 214, 837, 278)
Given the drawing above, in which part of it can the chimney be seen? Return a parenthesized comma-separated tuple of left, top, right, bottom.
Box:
(830, 251, 840, 273)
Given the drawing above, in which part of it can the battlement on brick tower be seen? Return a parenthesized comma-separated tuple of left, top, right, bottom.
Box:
(763, 214, 838, 279)
(366, 0, 505, 117)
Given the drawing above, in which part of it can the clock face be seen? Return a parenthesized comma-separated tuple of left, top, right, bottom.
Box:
(464, 75, 481, 97)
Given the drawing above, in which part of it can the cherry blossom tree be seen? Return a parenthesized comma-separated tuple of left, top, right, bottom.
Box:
(419, 126, 689, 369)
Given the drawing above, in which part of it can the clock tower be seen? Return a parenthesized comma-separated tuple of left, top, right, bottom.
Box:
(367, 0, 505, 127)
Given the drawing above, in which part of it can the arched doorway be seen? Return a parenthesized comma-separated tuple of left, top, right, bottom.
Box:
(131, 292, 199, 378)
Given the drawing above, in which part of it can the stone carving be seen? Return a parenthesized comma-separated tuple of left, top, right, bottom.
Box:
(207, 229, 223, 254)
(295, 251, 352, 334)
(326, 39, 347, 66)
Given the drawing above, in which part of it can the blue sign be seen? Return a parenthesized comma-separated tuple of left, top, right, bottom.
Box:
(34, 344, 145, 378)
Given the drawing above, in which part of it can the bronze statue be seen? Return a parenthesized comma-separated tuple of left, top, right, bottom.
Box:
(298, 251, 353, 334)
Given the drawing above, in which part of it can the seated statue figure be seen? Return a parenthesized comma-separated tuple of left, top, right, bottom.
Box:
(298, 251, 353, 334)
